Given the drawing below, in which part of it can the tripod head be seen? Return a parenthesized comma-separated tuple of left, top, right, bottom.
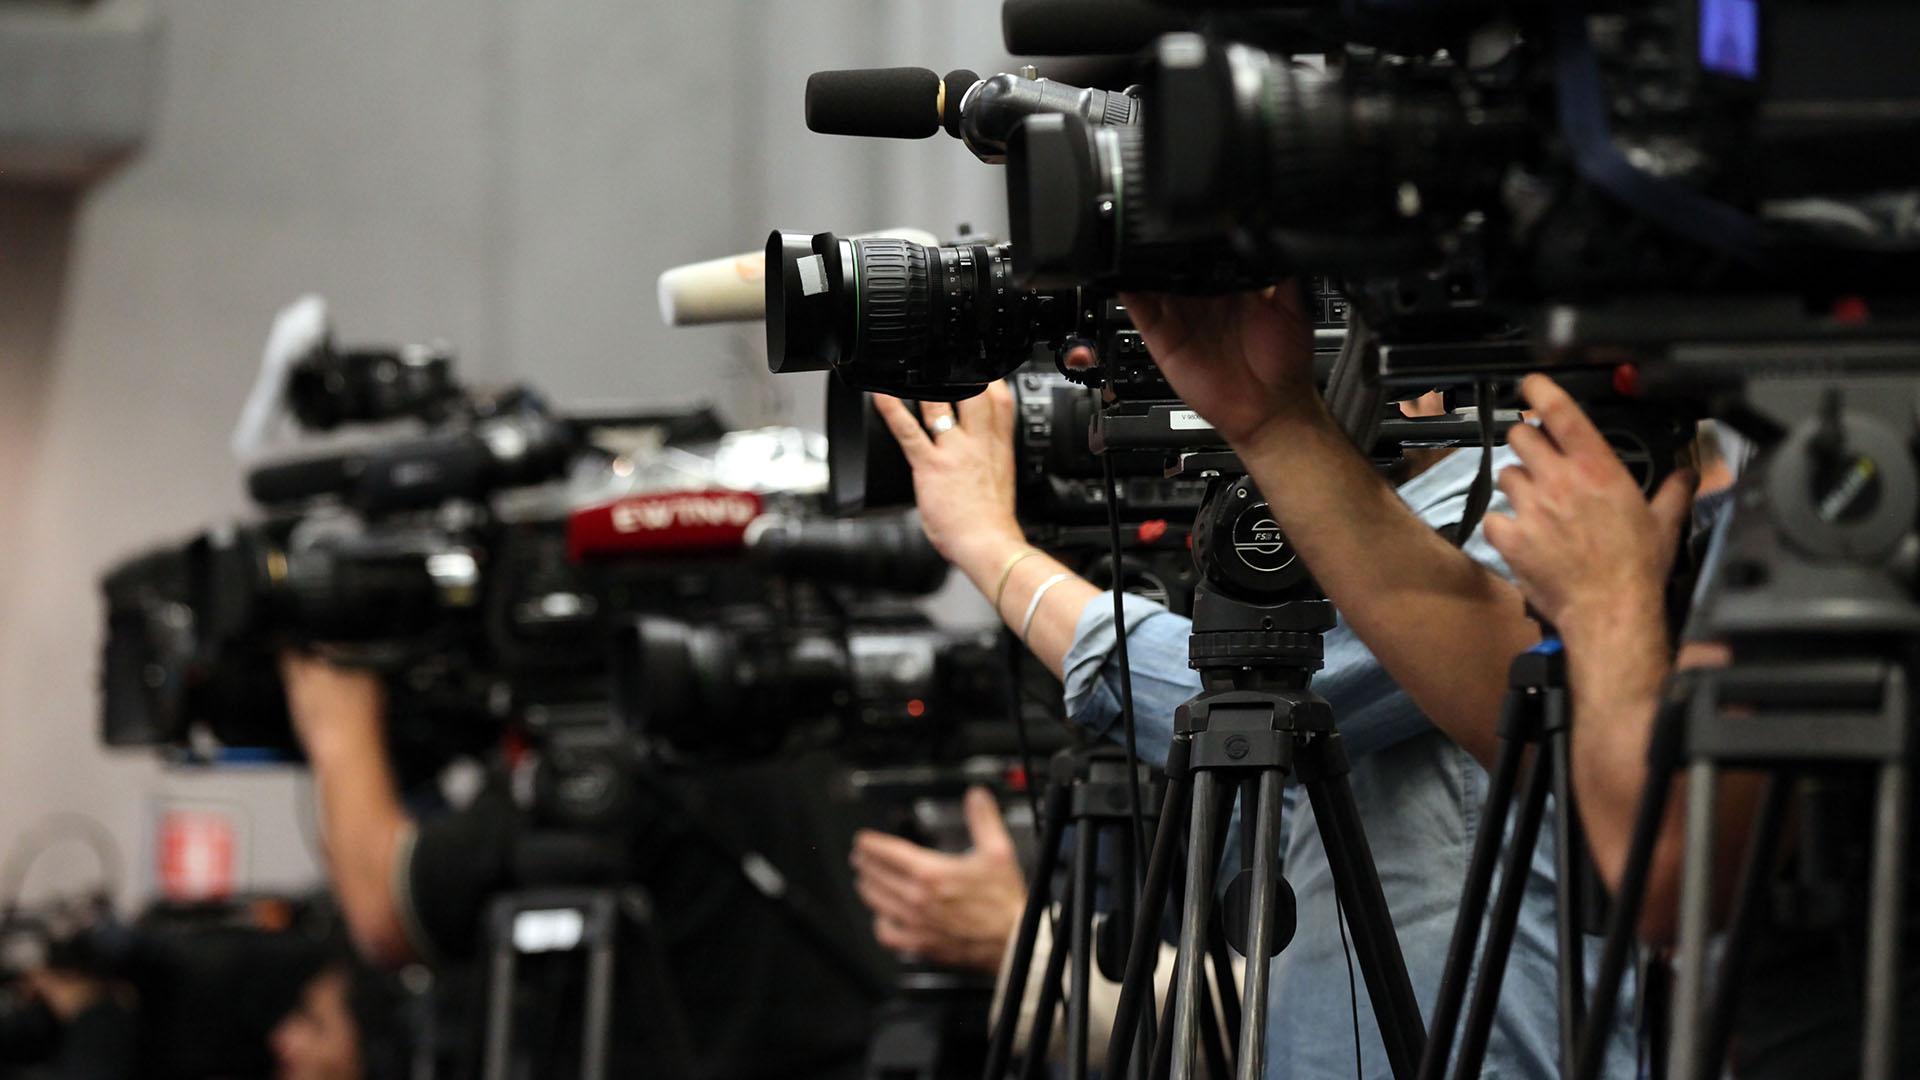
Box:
(1181, 470, 1336, 696)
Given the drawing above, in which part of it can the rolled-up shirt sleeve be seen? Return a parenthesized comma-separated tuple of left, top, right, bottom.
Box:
(1061, 591, 1199, 769)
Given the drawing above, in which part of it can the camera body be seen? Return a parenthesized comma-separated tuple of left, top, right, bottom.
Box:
(1129, 2, 1920, 345)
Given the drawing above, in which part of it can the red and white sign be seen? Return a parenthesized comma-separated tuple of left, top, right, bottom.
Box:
(157, 810, 237, 902)
(567, 488, 764, 561)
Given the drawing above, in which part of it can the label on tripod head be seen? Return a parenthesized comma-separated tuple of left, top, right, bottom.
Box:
(1230, 501, 1297, 576)
(1169, 409, 1210, 431)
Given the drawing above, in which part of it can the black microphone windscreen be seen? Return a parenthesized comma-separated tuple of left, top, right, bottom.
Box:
(1001, 0, 1191, 56)
(806, 67, 942, 139)
(942, 69, 979, 138)
(247, 453, 361, 507)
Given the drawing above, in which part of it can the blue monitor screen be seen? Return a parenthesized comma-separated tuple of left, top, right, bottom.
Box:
(1700, 0, 1760, 80)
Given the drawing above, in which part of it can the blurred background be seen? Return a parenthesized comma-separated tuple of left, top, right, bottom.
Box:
(0, 0, 1012, 912)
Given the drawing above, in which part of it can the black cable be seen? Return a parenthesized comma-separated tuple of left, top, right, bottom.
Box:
(1101, 451, 1152, 896)
(1338, 892, 1362, 1080)
(1000, 627, 1048, 861)
(1448, 378, 1499, 548)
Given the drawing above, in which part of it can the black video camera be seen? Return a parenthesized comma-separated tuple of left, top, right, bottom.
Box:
(1130, 3, 1920, 340)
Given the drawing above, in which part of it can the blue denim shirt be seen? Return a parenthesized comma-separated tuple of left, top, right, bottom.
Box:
(1062, 447, 1640, 1079)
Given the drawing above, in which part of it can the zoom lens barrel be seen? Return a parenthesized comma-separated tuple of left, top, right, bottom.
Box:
(766, 229, 1056, 398)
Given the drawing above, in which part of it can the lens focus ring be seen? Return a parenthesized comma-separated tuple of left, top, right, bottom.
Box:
(853, 238, 933, 375)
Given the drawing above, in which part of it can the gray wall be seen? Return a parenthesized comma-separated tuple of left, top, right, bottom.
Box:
(0, 0, 1012, 908)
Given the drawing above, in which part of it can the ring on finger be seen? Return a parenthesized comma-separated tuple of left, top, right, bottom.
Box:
(927, 414, 957, 436)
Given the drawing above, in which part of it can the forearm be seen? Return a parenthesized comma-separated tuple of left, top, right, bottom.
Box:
(1563, 607, 1765, 943)
(304, 724, 416, 964)
(1237, 404, 1537, 764)
(1561, 593, 1673, 894)
(949, 534, 1100, 681)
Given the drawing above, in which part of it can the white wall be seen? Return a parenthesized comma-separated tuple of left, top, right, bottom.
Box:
(0, 0, 1012, 909)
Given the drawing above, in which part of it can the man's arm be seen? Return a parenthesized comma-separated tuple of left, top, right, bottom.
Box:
(280, 653, 417, 966)
(871, 381, 1201, 765)
(1483, 373, 1756, 942)
(871, 382, 1098, 679)
(1123, 287, 1538, 764)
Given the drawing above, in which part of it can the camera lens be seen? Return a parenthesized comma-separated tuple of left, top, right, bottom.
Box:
(287, 345, 458, 431)
(765, 229, 1051, 398)
(1008, 110, 1270, 292)
(1006, 112, 1121, 290)
(746, 512, 949, 595)
(615, 615, 850, 755)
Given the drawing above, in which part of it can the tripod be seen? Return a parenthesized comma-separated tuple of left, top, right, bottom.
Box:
(1101, 474, 1428, 1080)
(479, 884, 692, 1080)
(1414, 640, 1613, 1080)
(1572, 369, 1920, 1080)
(984, 744, 1208, 1080)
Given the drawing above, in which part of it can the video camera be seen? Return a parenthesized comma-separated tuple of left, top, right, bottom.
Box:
(99, 314, 987, 776)
(1094, 2, 1916, 346)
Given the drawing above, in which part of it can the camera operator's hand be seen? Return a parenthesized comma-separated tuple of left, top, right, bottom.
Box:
(1482, 375, 1697, 634)
(1120, 283, 1322, 452)
(25, 968, 109, 1022)
(280, 651, 386, 758)
(850, 787, 1026, 973)
(872, 384, 1097, 675)
(278, 651, 415, 966)
(872, 381, 1024, 572)
(1479, 374, 1750, 941)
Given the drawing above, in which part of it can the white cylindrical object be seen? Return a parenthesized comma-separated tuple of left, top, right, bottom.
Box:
(656, 250, 769, 326)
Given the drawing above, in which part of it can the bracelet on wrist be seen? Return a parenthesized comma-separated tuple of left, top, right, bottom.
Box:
(991, 547, 1045, 612)
(1020, 573, 1075, 643)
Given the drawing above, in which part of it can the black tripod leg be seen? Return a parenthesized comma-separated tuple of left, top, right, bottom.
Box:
(1202, 779, 1244, 1054)
(1696, 773, 1792, 1080)
(1116, 815, 1145, 1080)
(1416, 727, 1527, 1080)
(1108, 746, 1193, 1078)
(1574, 701, 1684, 1080)
(1550, 719, 1588, 1080)
(1206, 912, 1245, 1059)
(1667, 759, 1721, 1080)
(1863, 760, 1909, 1080)
(582, 908, 616, 1080)
(1235, 769, 1287, 1080)
(1198, 955, 1233, 1080)
(1162, 780, 1237, 1080)
(1171, 770, 1224, 1080)
(1450, 748, 1553, 1080)
(1019, 868, 1080, 1080)
(1150, 966, 1178, 1080)
(1147, 945, 1230, 1080)
(984, 779, 1073, 1080)
(1306, 763, 1429, 1080)
(1067, 819, 1100, 1080)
